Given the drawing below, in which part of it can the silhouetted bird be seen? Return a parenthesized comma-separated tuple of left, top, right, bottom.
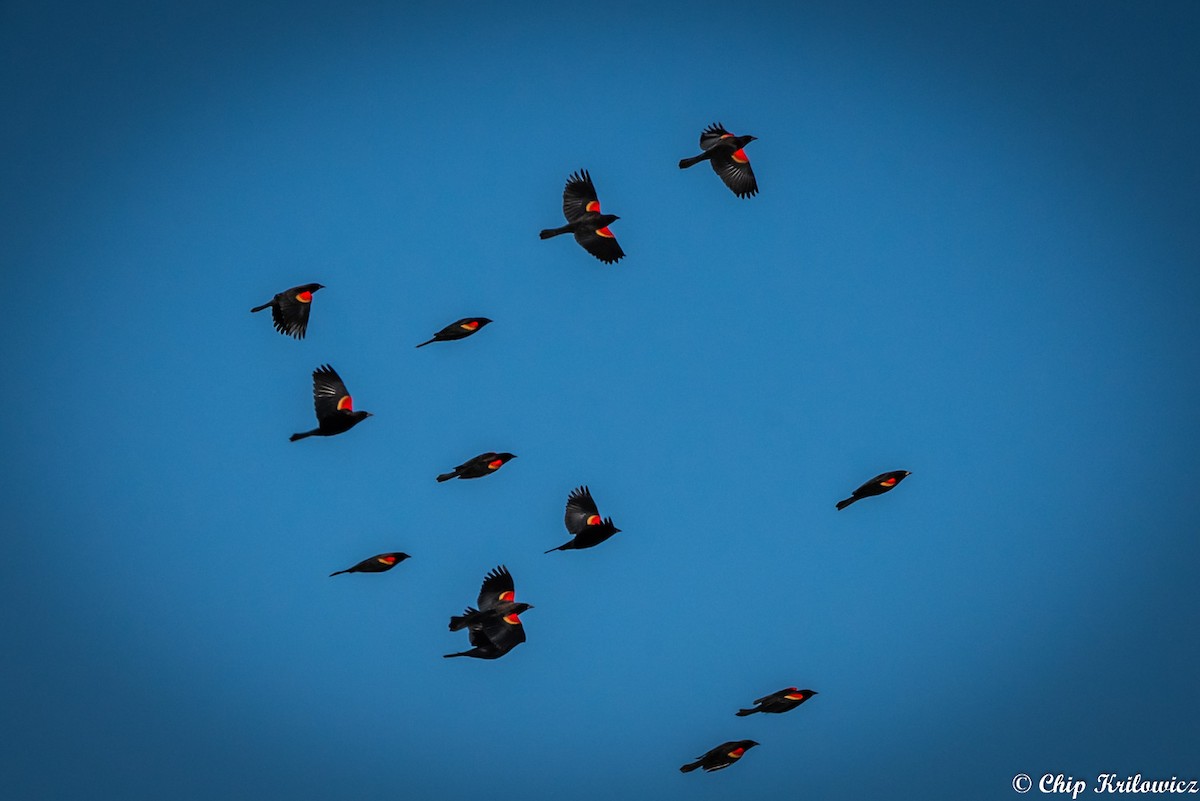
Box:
(680, 740, 760, 773)
(290, 364, 373, 441)
(736, 687, 817, 716)
(329, 552, 411, 577)
(444, 565, 533, 659)
(539, 169, 625, 264)
(836, 470, 911, 510)
(250, 283, 324, 339)
(416, 317, 492, 348)
(545, 485, 621, 553)
(436, 452, 516, 482)
(678, 123, 758, 198)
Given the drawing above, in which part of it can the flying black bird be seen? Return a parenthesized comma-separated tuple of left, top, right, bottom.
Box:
(444, 565, 533, 659)
(250, 283, 325, 339)
(736, 687, 817, 716)
(678, 123, 758, 198)
(545, 485, 621, 553)
(289, 364, 373, 441)
(836, 470, 911, 510)
(329, 552, 411, 577)
(679, 740, 760, 773)
(539, 169, 625, 264)
(415, 317, 492, 348)
(436, 452, 517, 482)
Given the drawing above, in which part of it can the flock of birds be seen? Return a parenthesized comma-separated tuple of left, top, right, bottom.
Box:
(249, 122, 912, 775)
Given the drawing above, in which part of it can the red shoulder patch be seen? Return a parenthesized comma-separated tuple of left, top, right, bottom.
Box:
(503, 613, 521, 625)
(378, 555, 396, 565)
(337, 395, 354, 411)
(585, 200, 601, 213)
(732, 148, 749, 164)
(595, 226, 614, 238)
(728, 748, 745, 758)
(586, 514, 601, 526)
(881, 477, 897, 487)
(498, 590, 515, 602)
(488, 459, 504, 469)
(296, 291, 313, 303)
(461, 320, 480, 330)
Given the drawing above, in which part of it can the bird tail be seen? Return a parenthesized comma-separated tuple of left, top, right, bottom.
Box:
(735, 708, 758, 717)
(448, 608, 477, 631)
(415, 338, 436, 348)
(250, 302, 271, 313)
(443, 651, 468, 659)
(678, 154, 704, 169)
(329, 569, 349, 577)
(436, 471, 457, 482)
(679, 761, 702, 773)
(835, 497, 856, 510)
(290, 430, 315, 442)
(539, 226, 567, 239)
(544, 542, 568, 554)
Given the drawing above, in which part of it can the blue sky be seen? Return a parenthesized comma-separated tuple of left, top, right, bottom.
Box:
(3, 1, 1199, 799)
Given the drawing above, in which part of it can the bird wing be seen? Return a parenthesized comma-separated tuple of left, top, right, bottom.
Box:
(561, 169, 601, 222)
(699, 122, 732, 151)
(564, 486, 601, 535)
(271, 285, 316, 339)
(481, 611, 526, 653)
(574, 223, 625, 264)
(312, 364, 353, 421)
(465, 452, 501, 471)
(477, 565, 516, 610)
(753, 688, 789, 705)
(709, 151, 758, 198)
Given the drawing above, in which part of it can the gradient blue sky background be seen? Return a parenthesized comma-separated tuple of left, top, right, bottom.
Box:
(3, 1, 1199, 799)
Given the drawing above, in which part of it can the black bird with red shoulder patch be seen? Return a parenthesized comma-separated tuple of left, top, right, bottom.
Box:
(250, 283, 324, 339)
(416, 317, 492, 348)
(836, 469, 911, 510)
(678, 123, 758, 198)
(736, 687, 817, 716)
(444, 565, 533, 660)
(539, 169, 625, 264)
(436, 452, 516, 482)
(680, 740, 759, 773)
(329, 552, 410, 577)
(545, 485, 621, 553)
(290, 364, 372, 441)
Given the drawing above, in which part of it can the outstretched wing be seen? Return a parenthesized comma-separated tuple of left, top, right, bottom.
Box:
(564, 486, 601, 535)
(477, 564, 516, 610)
(481, 611, 526, 654)
(574, 224, 625, 264)
(562, 169, 601, 222)
(272, 285, 317, 339)
(710, 151, 757, 198)
(699, 122, 731, 151)
(312, 364, 353, 422)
